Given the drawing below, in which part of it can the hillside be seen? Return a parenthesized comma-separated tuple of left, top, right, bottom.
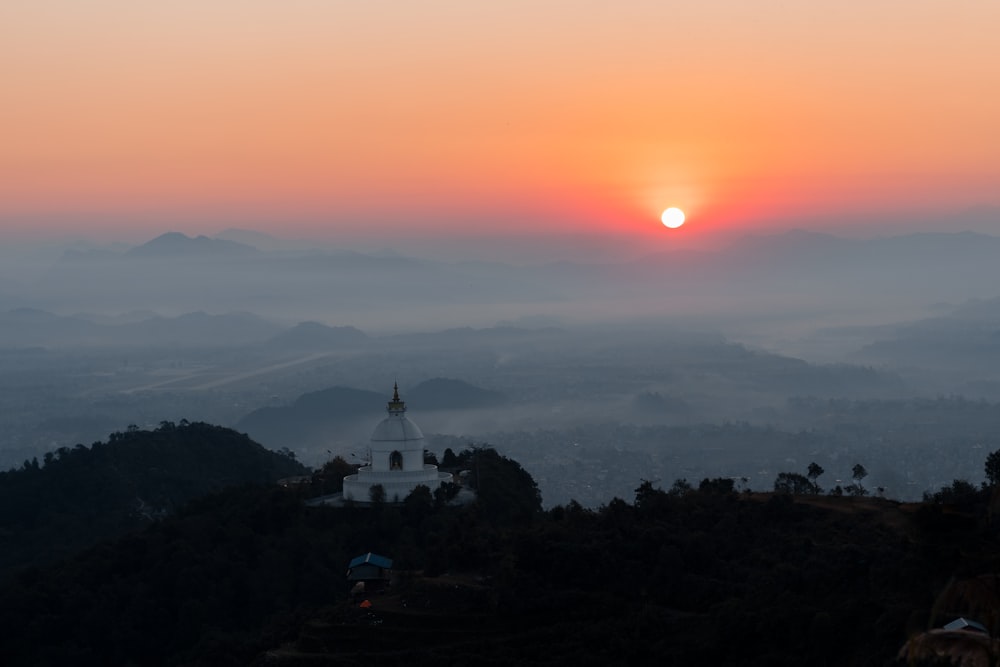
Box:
(0, 421, 306, 578)
(265, 321, 369, 349)
(235, 386, 387, 450)
(3, 440, 1000, 665)
(125, 232, 259, 258)
(235, 380, 505, 452)
(408, 377, 506, 410)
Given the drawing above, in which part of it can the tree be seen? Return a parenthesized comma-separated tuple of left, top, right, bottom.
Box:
(846, 464, 868, 496)
(774, 472, 819, 495)
(845, 483, 868, 497)
(852, 464, 868, 485)
(635, 479, 669, 512)
(403, 484, 433, 520)
(458, 445, 541, 524)
(699, 477, 735, 495)
(669, 478, 693, 496)
(807, 462, 824, 482)
(313, 456, 356, 495)
(369, 483, 386, 506)
(924, 479, 980, 507)
(433, 481, 461, 506)
(985, 449, 1000, 486)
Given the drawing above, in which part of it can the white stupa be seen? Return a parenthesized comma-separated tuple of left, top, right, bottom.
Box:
(342, 384, 453, 502)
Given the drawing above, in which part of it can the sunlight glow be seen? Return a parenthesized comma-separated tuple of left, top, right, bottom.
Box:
(661, 207, 686, 229)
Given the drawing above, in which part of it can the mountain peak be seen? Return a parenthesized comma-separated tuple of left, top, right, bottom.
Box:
(127, 232, 258, 258)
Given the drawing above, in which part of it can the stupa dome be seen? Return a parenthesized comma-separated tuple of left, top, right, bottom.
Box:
(342, 383, 452, 503)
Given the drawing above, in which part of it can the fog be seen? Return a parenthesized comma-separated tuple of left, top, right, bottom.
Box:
(3, 227, 1000, 505)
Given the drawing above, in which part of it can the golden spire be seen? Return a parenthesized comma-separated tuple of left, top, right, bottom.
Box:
(387, 382, 405, 413)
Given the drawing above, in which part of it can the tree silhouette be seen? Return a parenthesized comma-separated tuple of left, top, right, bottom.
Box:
(699, 477, 735, 495)
(634, 479, 670, 513)
(403, 484, 433, 522)
(985, 450, 1000, 486)
(774, 472, 819, 495)
(846, 464, 869, 497)
(313, 456, 356, 495)
(852, 464, 868, 484)
(670, 478, 693, 496)
(457, 445, 541, 524)
(807, 462, 824, 488)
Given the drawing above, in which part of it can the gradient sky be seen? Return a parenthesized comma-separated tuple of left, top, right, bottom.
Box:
(3, 1, 999, 245)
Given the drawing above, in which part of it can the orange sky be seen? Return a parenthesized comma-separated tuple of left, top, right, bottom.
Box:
(2, 1, 999, 244)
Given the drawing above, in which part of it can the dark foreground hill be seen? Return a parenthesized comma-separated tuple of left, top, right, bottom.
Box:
(2, 440, 999, 666)
(0, 421, 306, 579)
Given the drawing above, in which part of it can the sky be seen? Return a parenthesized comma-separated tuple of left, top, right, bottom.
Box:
(3, 1, 999, 248)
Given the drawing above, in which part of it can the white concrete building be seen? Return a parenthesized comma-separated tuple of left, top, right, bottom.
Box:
(342, 384, 453, 502)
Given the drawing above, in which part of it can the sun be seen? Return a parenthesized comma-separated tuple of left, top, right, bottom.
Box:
(661, 207, 686, 229)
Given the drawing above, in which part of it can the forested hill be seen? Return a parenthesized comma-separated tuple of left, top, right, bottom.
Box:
(3, 466, 998, 666)
(7, 438, 1000, 664)
(0, 421, 306, 578)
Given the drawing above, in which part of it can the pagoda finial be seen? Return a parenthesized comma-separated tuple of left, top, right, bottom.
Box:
(387, 382, 405, 413)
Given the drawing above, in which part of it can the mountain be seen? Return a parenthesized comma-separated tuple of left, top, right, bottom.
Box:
(387, 326, 565, 349)
(18, 228, 1000, 333)
(266, 321, 370, 349)
(408, 377, 506, 410)
(854, 297, 1000, 395)
(235, 386, 387, 450)
(126, 231, 259, 258)
(0, 421, 306, 579)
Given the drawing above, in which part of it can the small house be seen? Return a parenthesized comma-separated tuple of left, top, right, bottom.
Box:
(943, 617, 989, 635)
(347, 552, 393, 591)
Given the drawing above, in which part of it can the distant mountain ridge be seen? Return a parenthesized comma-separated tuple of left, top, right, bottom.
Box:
(855, 297, 1000, 390)
(126, 232, 259, 258)
(22, 228, 1000, 332)
(386, 326, 564, 348)
(266, 321, 369, 349)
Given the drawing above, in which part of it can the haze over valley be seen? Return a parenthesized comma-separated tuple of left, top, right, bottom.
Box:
(4, 228, 1000, 506)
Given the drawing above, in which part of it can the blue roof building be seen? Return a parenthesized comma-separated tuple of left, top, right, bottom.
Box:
(347, 552, 394, 584)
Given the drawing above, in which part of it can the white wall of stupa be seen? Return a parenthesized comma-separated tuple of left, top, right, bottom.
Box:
(342, 384, 453, 502)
